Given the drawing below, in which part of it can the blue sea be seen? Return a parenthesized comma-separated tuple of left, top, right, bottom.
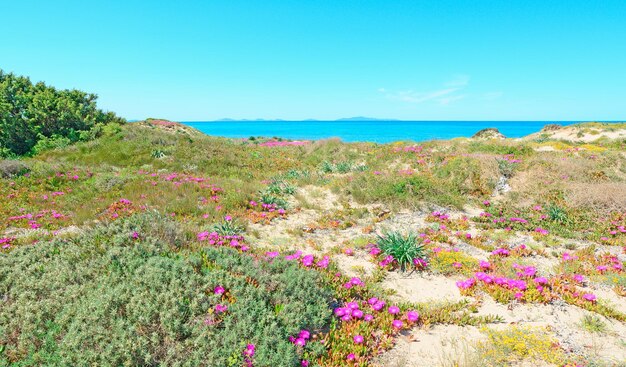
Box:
(181, 120, 585, 143)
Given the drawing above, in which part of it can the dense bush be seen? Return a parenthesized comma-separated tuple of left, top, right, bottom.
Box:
(0, 160, 29, 178)
(0, 213, 331, 366)
(0, 69, 125, 156)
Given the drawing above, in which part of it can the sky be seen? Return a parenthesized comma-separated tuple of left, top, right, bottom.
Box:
(1, 0, 625, 121)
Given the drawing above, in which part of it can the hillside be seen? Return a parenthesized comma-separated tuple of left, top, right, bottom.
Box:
(1, 119, 626, 366)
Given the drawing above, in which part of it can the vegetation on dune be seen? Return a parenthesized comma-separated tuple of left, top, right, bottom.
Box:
(0, 213, 331, 366)
(1, 73, 626, 366)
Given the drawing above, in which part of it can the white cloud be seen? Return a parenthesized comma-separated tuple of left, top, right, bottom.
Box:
(380, 76, 470, 105)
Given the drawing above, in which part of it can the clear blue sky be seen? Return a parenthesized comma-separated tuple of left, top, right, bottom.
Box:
(2, 0, 625, 121)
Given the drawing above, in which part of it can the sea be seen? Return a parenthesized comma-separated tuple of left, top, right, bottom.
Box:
(180, 120, 586, 143)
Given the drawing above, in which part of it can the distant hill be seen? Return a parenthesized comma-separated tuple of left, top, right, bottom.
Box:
(334, 116, 396, 121)
(212, 117, 396, 122)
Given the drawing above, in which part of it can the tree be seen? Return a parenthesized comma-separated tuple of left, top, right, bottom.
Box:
(0, 69, 125, 156)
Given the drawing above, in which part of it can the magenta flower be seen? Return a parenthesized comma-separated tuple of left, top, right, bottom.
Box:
(298, 330, 310, 340)
(266, 251, 279, 258)
(352, 309, 364, 318)
(353, 334, 364, 344)
(406, 310, 419, 322)
(367, 297, 378, 305)
(295, 338, 306, 347)
(388, 305, 400, 314)
(572, 274, 584, 283)
(372, 300, 385, 311)
(479, 260, 491, 269)
(392, 319, 404, 329)
(214, 285, 225, 295)
(347, 353, 356, 361)
(582, 293, 596, 302)
(243, 343, 255, 357)
(214, 304, 228, 313)
(364, 314, 374, 322)
(301, 360, 309, 367)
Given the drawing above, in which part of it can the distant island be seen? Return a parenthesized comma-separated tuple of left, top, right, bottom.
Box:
(213, 116, 396, 122)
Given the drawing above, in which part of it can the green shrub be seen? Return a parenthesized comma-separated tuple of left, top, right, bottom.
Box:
(0, 69, 125, 156)
(0, 213, 331, 366)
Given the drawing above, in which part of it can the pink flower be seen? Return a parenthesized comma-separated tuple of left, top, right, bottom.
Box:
(299, 330, 310, 340)
(301, 360, 309, 367)
(372, 300, 385, 311)
(224, 215, 232, 221)
(243, 343, 255, 357)
(407, 311, 419, 322)
(562, 252, 576, 261)
(214, 285, 225, 295)
(364, 314, 374, 322)
(572, 274, 584, 283)
(392, 319, 404, 329)
(452, 262, 462, 269)
(388, 305, 400, 314)
(353, 335, 364, 344)
(479, 260, 491, 269)
(131, 231, 139, 239)
(582, 293, 596, 302)
(347, 353, 356, 361)
(214, 304, 228, 313)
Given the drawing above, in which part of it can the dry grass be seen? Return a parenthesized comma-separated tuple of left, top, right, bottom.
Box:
(566, 182, 626, 212)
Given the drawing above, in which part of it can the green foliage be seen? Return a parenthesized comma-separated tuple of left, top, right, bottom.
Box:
(0, 69, 125, 156)
(376, 231, 427, 271)
(547, 204, 569, 223)
(259, 192, 289, 209)
(212, 218, 245, 236)
(266, 179, 296, 195)
(0, 213, 331, 366)
(580, 314, 608, 334)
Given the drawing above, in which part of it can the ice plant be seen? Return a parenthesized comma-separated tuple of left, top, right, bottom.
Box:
(392, 320, 403, 329)
(407, 310, 419, 322)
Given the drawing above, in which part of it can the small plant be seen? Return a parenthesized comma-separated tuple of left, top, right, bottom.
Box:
(496, 159, 515, 178)
(335, 161, 353, 173)
(580, 314, 607, 334)
(547, 204, 568, 223)
(259, 192, 289, 209)
(151, 149, 166, 158)
(267, 179, 296, 195)
(376, 231, 427, 271)
(212, 216, 244, 236)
